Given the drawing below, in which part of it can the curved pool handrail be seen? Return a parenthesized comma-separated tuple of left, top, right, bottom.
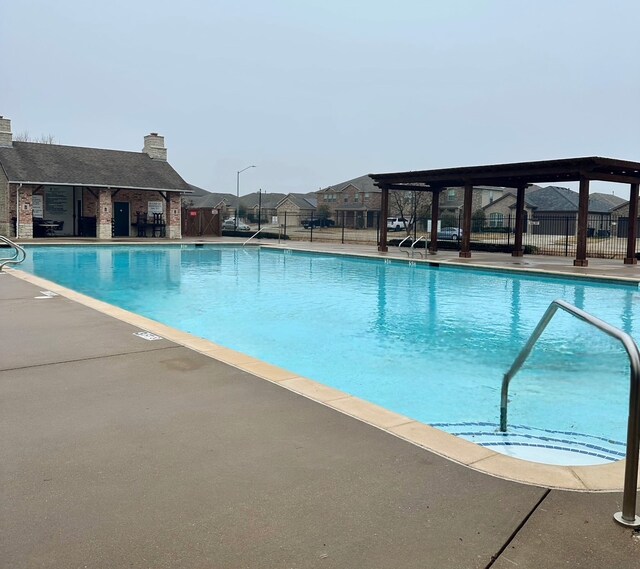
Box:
(0, 235, 26, 271)
(410, 236, 425, 258)
(243, 227, 264, 246)
(500, 298, 640, 528)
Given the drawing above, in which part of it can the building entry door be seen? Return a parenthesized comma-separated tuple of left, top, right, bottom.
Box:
(113, 202, 130, 237)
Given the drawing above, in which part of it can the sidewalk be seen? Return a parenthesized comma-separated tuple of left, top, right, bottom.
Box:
(1, 267, 639, 568)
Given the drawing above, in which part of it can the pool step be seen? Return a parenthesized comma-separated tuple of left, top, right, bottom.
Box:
(431, 421, 626, 465)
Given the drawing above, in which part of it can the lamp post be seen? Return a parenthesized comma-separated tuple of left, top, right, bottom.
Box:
(258, 188, 262, 231)
(236, 165, 256, 230)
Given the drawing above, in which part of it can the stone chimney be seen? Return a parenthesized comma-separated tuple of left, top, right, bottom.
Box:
(143, 132, 167, 161)
(0, 116, 13, 147)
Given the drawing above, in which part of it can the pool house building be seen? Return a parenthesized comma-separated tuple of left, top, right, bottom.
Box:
(0, 116, 191, 240)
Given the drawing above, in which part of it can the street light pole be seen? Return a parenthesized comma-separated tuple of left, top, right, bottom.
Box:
(236, 165, 256, 230)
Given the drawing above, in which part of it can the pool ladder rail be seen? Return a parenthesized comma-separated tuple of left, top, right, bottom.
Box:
(0, 235, 26, 272)
(500, 298, 640, 528)
(243, 227, 265, 246)
(398, 235, 425, 259)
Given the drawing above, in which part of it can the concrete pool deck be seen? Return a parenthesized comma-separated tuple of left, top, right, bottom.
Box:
(2, 240, 640, 567)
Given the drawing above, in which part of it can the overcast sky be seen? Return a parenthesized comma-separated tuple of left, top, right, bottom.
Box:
(2, 0, 639, 196)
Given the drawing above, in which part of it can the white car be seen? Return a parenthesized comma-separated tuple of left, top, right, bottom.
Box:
(387, 217, 409, 231)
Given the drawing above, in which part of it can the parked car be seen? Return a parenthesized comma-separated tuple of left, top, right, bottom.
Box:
(437, 227, 463, 240)
(302, 218, 336, 229)
(222, 219, 251, 231)
(387, 217, 409, 231)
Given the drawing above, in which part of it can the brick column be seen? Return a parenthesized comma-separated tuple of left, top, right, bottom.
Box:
(168, 194, 182, 239)
(97, 189, 112, 239)
(17, 185, 34, 239)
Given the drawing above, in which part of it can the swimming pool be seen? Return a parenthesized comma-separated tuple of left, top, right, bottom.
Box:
(20, 245, 640, 465)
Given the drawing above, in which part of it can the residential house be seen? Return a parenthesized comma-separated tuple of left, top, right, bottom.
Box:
(0, 116, 191, 239)
(275, 193, 317, 224)
(241, 191, 286, 224)
(438, 185, 509, 218)
(316, 174, 382, 228)
(482, 185, 625, 235)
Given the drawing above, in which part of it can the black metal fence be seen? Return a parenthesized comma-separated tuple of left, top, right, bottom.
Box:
(242, 210, 638, 259)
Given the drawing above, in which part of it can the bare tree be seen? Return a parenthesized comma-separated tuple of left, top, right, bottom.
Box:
(389, 190, 432, 234)
(14, 131, 56, 144)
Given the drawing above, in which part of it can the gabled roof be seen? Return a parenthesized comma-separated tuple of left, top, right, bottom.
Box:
(482, 186, 626, 213)
(526, 186, 623, 213)
(188, 192, 235, 208)
(186, 183, 211, 197)
(241, 191, 287, 209)
(526, 186, 578, 211)
(320, 174, 381, 194)
(482, 191, 537, 211)
(589, 192, 626, 210)
(0, 141, 191, 192)
(276, 193, 317, 209)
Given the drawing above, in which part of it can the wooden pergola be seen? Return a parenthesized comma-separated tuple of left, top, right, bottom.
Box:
(371, 157, 640, 266)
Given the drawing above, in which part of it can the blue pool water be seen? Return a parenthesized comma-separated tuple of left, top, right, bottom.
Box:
(20, 245, 640, 465)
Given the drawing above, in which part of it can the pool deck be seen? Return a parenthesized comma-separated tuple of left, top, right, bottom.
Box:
(2, 239, 640, 567)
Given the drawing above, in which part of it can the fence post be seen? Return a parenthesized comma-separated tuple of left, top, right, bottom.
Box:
(565, 216, 570, 257)
(310, 211, 314, 243)
(342, 211, 345, 244)
(284, 211, 287, 239)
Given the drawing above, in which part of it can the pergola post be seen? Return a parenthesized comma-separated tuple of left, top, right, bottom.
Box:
(429, 188, 441, 254)
(459, 182, 473, 258)
(624, 183, 639, 265)
(512, 184, 526, 257)
(378, 185, 389, 252)
(573, 176, 590, 267)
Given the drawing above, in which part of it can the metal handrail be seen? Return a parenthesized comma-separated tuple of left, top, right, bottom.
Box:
(397, 235, 412, 249)
(0, 235, 26, 271)
(243, 227, 265, 246)
(410, 236, 425, 258)
(500, 298, 640, 528)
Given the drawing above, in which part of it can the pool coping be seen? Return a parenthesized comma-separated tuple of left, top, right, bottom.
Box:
(9, 264, 630, 493)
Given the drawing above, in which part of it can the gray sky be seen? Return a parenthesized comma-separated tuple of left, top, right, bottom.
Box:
(2, 0, 639, 196)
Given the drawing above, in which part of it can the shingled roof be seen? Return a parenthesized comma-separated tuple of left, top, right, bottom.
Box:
(320, 174, 381, 194)
(526, 186, 625, 213)
(0, 141, 191, 192)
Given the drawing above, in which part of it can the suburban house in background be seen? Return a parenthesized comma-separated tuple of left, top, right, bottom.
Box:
(0, 116, 191, 239)
(243, 192, 284, 224)
(316, 175, 382, 228)
(275, 193, 317, 222)
(315, 174, 515, 229)
(482, 185, 626, 235)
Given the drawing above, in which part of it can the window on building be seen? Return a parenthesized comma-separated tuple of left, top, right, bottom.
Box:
(354, 193, 359, 203)
(447, 189, 456, 202)
(489, 212, 504, 227)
